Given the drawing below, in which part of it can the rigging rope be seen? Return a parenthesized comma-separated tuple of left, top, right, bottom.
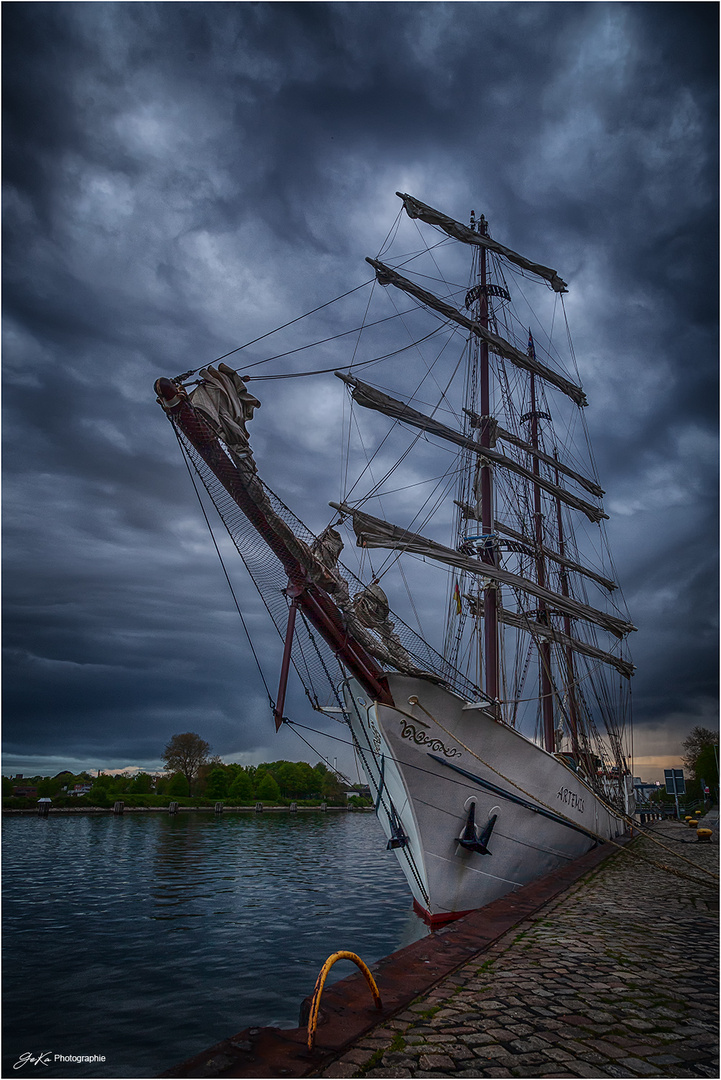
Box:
(202, 281, 373, 373)
(176, 427, 275, 712)
(243, 324, 449, 380)
(279, 719, 353, 786)
(237, 307, 441, 373)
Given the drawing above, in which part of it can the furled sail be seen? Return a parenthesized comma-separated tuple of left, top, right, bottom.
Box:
(467, 595, 634, 679)
(463, 408, 603, 499)
(396, 192, 568, 294)
(331, 504, 636, 639)
(191, 363, 262, 464)
(454, 506, 617, 593)
(337, 373, 606, 523)
(366, 259, 586, 406)
(310, 527, 424, 676)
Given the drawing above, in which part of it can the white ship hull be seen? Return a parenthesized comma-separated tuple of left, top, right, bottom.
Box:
(343, 673, 627, 925)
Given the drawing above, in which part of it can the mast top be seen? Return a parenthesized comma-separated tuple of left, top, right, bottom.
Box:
(469, 209, 488, 236)
(396, 192, 568, 293)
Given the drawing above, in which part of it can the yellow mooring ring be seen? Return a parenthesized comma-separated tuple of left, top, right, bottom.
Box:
(307, 950, 382, 1051)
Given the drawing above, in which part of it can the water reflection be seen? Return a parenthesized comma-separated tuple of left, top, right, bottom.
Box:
(3, 812, 427, 1078)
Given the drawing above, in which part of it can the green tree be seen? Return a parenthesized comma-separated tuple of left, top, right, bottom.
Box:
(313, 762, 332, 788)
(155, 775, 170, 795)
(695, 743, 719, 799)
(275, 761, 303, 798)
(37, 776, 65, 797)
(294, 762, 317, 797)
(88, 784, 111, 807)
(256, 773, 281, 803)
(161, 732, 211, 797)
(683, 727, 719, 778)
(205, 767, 229, 798)
(167, 771, 190, 797)
(228, 769, 254, 802)
(93, 773, 115, 790)
(130, 773, 153, 794)
(320, 771, 345, 803)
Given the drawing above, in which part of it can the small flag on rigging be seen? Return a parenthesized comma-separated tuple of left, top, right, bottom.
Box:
(527, 329, 536, 360)
(454, 581, 462, 615)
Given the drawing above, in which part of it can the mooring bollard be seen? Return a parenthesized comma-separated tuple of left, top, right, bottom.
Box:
(306, 951, 382, 1051)
(255, 802, 263, 813)
(214, 802, 223, 814)
(169, 801, 179, 815)
(697, 827, 713, 843)
(113, 800, 124, 815)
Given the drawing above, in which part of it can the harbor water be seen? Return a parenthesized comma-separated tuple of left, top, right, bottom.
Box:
(2, 810, 427, 1078)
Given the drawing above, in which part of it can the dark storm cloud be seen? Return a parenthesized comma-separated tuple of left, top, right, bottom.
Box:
(3, 2, 717, 777)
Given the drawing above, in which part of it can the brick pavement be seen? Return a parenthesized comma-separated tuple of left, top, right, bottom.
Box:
(317, 820, 718, 1079)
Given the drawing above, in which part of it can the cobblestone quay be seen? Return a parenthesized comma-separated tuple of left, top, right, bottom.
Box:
(318, 818, 718, 1080)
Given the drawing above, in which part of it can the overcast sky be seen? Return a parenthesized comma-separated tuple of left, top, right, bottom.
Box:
(3, 2, 717, 783)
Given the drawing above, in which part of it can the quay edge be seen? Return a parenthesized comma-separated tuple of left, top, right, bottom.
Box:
(158, 834, 634, 1079)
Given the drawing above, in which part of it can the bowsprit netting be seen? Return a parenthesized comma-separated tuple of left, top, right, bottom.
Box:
(174, 424, 484, 714)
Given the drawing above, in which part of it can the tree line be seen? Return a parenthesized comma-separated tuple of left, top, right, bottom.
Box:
(4, 727, 717, 810)
(157, 731, 349, 801)
(3, 734, 352, 808)
(77, 760, 346, 803)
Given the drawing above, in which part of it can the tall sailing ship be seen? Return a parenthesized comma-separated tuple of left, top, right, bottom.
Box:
(155, 192, 636, 926)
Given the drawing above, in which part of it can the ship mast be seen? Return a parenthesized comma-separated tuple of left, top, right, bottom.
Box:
(554, 451, 580, 760)
(477, 215, 500, 702)
(340, 193, 635, 747)
(527, 366, 555, 752)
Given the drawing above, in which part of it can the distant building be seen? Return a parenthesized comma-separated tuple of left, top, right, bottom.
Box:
(633, 778, 661, 803)
(13, 785, 38, 797)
